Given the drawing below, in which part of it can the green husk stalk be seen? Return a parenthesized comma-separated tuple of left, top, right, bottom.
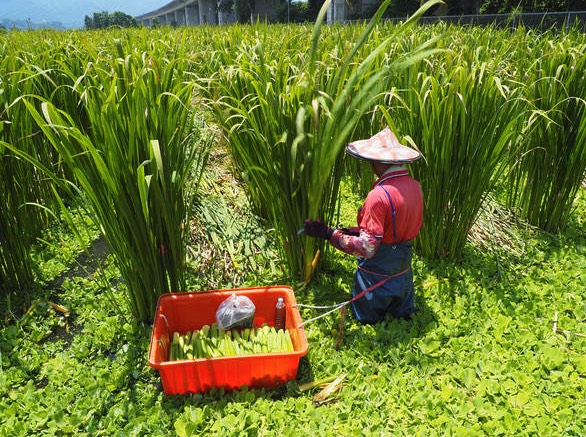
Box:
(167, 323, 295, 360)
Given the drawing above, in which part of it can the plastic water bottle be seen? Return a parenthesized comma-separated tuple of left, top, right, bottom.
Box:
(275, 297, 286, 330)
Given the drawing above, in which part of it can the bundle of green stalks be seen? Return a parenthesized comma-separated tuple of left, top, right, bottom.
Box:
(508, 30, 586, 232)
(7, 37, 210, 322)
(201, 0, 443, 282)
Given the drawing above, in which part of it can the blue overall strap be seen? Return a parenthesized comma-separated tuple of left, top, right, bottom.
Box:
(377, 185, 397, 244)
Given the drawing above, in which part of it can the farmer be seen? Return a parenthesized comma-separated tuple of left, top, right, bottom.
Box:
(304, 127, 423, 324)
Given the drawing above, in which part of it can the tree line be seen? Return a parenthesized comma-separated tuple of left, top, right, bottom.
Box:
(84, 11, 138, 29)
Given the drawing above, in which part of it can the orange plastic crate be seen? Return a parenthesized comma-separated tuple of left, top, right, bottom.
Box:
(148, 285, 309, 395)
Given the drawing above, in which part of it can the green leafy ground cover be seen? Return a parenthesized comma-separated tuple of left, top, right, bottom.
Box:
(1, 179, 585, 436)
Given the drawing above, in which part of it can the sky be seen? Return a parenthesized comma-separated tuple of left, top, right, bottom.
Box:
(0, 0, 168, 27)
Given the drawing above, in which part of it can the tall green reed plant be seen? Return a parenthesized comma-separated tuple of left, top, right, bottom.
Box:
(0, 43, 63, 301)
(508, 35, 586, 232)
(202, 0, 443, 283)
(7, 37, 210, 322)
(385, 55, 525, 260)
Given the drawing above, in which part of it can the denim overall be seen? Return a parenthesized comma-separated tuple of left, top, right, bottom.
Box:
(350, 183, 415, 324)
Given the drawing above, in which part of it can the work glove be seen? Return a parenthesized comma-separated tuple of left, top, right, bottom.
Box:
(303, 219, 334, 240)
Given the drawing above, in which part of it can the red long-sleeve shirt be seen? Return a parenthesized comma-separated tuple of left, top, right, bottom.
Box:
(330, 167, 423, 258)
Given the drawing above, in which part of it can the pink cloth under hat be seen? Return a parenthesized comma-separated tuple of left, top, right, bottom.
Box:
(346, 127, 422, 164)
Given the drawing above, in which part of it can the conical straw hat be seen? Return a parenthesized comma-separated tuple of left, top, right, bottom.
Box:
(346, 127, 422, 164)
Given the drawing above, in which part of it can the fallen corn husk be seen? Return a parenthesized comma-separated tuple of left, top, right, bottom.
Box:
(298, 374, 340, 392)
(312, 373, 347, 406)
(49, 302, 70, 317)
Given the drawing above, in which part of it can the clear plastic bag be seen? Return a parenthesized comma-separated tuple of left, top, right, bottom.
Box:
(215, 294, 255, 330)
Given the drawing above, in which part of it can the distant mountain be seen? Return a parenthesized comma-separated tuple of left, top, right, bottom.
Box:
(1, 18, 66, 30)
(0, 0, 166, 28)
